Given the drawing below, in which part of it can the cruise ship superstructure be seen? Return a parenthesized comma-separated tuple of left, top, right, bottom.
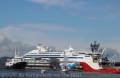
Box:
(23, 43, 90, 63)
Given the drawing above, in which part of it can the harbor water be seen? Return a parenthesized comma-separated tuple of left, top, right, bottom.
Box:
(0, 68, 120, 78)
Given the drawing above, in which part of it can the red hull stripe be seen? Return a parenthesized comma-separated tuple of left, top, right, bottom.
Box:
(80, 62, 120, 74)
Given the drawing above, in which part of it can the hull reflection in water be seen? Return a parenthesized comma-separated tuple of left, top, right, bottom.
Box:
(0, 69, 119, 78)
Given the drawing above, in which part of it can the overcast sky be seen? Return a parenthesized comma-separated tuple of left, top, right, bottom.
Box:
(0, 0, 120, 51)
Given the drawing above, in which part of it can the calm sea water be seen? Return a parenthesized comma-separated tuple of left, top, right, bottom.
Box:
(0, 68, 120, 78)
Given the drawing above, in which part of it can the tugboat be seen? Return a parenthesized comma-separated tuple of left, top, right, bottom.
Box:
(5, 49, 27, 69)
(80, 41, 120, 74)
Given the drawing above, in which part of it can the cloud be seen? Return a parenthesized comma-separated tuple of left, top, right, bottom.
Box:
(0, 23, 77, 46)
(0, 24, 120, 58)
(26, 0, 120, 21)
(103, 48, 120, 62)
(102, 41, 120, 52)
(27, 0, 65, 6)
(0, 34, 35, 57)
(27, 0, 86, 9)
(0, 23, 120, 53)
(0, 23, 80, 56)
(20, 23, 77, 32)
(26, 0, 120, 19)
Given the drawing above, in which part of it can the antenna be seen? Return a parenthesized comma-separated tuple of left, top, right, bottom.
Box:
(14, 47, 19, 58)
(14, 47, 17, 58)
(68, 42, 74, 51)
(69, 42, 72, 49)
(101, 48, 106, 56)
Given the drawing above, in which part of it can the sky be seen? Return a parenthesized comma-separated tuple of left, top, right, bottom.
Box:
(0, 0, 120, 51)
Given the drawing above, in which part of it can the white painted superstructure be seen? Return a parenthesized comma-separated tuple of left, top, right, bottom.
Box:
(23, 44, 102, 70)
(23, 44, 84, 62)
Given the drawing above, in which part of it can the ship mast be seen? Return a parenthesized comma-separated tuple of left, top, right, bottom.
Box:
(14, 47, 20, 58)
(90, 41, 100, 53)
(14, 48, 17, 58)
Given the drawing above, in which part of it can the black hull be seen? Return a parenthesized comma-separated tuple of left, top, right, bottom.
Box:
(7, 62, 27, 69)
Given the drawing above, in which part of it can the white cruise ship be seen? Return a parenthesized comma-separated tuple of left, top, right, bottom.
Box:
(23, 42, 106, 71)
(23, 44, 87, 63)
